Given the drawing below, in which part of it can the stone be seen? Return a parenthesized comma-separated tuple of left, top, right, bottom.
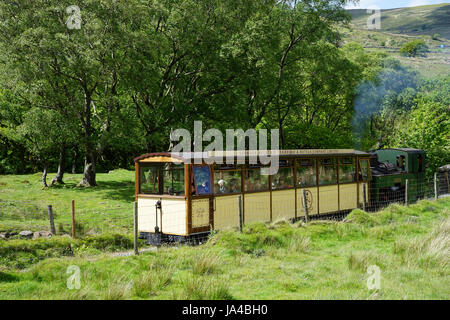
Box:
(0, 233, 6, 239)
(19, 230, 33, 238)
(6, 232, 17, 238)
(32, 231, 53, 239)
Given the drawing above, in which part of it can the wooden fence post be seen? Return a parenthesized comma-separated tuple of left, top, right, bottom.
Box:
(238, 195, 243, 233)
(47, 205, 56, 235)
(405, 179, 409, 206)
(71, 200, 76, 239)
(362, 183, 367, 212)
(302, 189, 309, 223)
(134, 201, 139, 255)
(434, 172, 438, 200)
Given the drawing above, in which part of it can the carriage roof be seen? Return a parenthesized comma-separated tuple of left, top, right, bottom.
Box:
(134, 149, 370, 163)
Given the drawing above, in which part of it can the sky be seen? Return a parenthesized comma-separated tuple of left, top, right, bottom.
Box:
(345, 0, 449, 9)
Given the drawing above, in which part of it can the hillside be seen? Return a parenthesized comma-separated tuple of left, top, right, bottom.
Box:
(347, 4, 450, 39)
(344, 4, 450, 77)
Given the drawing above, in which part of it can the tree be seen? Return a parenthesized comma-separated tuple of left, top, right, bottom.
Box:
(17, 108, 76, 187)
(400, 39, 428, 57)
(389, 77, 450, 175)
(0, 0, 138, 186)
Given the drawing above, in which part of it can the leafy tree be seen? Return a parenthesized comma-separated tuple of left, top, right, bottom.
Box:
(400, 39, 428, 57)
(17, 108, 76, 187)
(0, 0, 138, 186)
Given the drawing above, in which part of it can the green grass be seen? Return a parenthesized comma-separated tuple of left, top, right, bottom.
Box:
(0, 170, 135, 235)
(0, 198, 448, 300)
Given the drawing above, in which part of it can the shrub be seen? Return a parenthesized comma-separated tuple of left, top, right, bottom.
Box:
(400, 40, 428, 57)
(432, 33, 440, 40)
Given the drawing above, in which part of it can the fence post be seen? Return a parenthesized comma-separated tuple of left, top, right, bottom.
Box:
(134, 201, 139, 255)
(434, 172, 438, 200)
(362, 183, 367, 212)
(405, 179, 409, 206)
(47, 205, 56, 235)
(71, 200, 76, 239)
(302, 189, 309, 223)
(238, 195, 243, 233)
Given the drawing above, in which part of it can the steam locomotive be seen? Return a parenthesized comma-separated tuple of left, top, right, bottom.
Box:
(368, 148, 426, 207)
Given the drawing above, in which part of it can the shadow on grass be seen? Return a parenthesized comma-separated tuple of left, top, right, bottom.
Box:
(50, 180, 135, 203)
(0, 272, 19, 283)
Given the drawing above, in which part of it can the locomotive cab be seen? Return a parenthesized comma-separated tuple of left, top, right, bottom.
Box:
(370, 148, 426, 207)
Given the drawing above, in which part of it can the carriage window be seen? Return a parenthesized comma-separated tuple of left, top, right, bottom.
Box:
(162, 164, 185, 195)
(272, 167, 294, 190)
(297, 159, 317, 187)
(140, 163, 185, 195)
(245, 167, 269, 192)
(193, 166, 212, 195)
(359, 159, 370, 181)
(140, 164, 160, 194)
(214, 167, 242, 195)
(339, 158, 356, 184)
(319, 158, 337, 185)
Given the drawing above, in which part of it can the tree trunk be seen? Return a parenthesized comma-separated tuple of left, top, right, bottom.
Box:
(42, 162, 48, 188)
(72, 149, 77, 174)
(51, 144, 66, 186)
(79, 152, 96, 187)
(78, 91, 97, 187)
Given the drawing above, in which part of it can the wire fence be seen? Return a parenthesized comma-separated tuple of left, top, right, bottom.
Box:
(0, 199, 133, 239)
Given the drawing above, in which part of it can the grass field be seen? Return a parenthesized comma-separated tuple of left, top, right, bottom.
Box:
(0, 170, 135, 235)
(0, 191, 448, 299)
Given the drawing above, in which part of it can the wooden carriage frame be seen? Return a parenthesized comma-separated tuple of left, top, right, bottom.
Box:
(134, 150, 372, 241)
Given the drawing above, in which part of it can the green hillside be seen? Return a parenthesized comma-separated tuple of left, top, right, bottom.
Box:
(344, 4, 450, 78)
(347, 4, 450, 39)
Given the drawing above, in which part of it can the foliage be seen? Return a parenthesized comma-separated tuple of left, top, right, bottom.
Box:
(400, 40, 429, 57)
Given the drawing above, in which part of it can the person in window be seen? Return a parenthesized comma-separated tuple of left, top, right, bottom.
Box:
(396, 155, 405, 170)
(198, 181, 210, 194)
(229, 179, 239, 193)
(217, 179, 227, 194)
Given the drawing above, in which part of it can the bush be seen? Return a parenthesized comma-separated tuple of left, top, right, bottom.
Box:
(432, 33, 440, 40)
(400, 40, 428, 57)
